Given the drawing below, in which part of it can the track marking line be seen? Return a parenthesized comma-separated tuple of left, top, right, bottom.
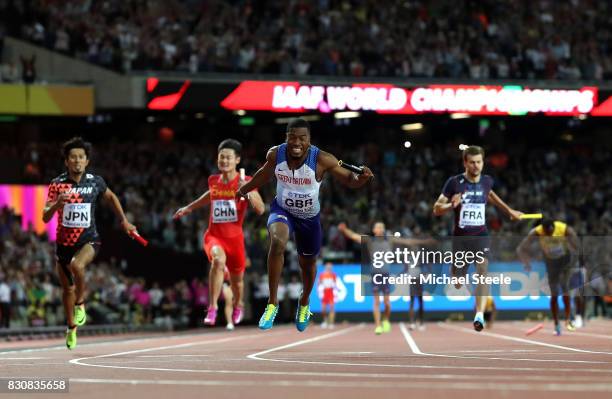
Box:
(399, 322, 612, 364)
(66, 323, 612, 376)
(0, 329, 262, 355)
(437, 322, 612, 355)
(247, 324, 364, 360)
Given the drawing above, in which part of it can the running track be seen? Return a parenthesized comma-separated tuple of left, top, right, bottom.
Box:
(1, 320, 611, 399)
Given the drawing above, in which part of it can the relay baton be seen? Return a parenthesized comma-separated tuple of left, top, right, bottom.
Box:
(338, 160, 364, 175)
(129, 230, 149, 247)
(520, 213, 543, 220)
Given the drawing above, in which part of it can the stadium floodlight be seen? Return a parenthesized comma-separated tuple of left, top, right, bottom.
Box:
(401, 123, 423, 131)
(334, 111, 360, 119)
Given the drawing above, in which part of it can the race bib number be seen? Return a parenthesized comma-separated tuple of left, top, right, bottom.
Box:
(543, 239, 566, 258)
(459, 203, 485, 227)
(62, 203, 91, 228)
(212, 199, 238, 223)
(281, 191, 315, 215)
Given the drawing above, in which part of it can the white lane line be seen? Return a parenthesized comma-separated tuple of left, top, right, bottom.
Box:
(247, 324, 364, 360)
(68, 323, 612, 376)
(70, 331, 272, 365)
(68, 378, 612, 392)
(137, 355, 211, 357)
(546, 330, 612, 340)
(399, 323, 424, 354)
(0, 329, 258, 355)
(454, 350, 538, 353)
(399, 322, 612, 364)
(438, 323, 612, 355)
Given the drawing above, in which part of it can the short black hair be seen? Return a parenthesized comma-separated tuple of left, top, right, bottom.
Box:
(541, 218, 555, 231)
(287, 117, 310, 132)
(218, 138, 242, 157)
(62, 137, 92, 160)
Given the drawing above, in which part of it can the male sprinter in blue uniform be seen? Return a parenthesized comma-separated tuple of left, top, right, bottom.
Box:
(237, 118, 373, 331)
(433, 145, 523, 331)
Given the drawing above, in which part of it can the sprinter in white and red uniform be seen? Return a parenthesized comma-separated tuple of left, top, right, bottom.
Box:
(175, 139, 264, 327)
(43, 137, 138, 350)
(237, 118, 373, 332)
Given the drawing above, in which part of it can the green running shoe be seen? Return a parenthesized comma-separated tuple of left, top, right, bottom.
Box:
(66, 327, 77, 350)
(74, 305, 87, 327)
(382, 319, 391, 333)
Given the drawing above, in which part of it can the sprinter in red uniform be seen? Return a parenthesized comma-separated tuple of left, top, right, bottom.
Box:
(175, 139, 264, 326)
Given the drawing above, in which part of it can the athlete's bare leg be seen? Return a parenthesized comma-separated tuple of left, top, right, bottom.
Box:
(267, 222, 289, 305)
(373, 294, 381, 327)
(383, 294, 391, 321)
(222, 284, 233, 323)
(475, 258, 489, 313)
(208, 246, 226, 310)
(56, 262, 76, 327)
(298, 255, 317, 306)
(229, 272, 244, 309)
(70, 244, 96, 312)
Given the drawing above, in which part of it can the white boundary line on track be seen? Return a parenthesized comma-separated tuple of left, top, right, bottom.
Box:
(67, 378, 612, 392)
(246, 324, 364, 360)
(70, 331, 269, 365)
(398, 322, 612, 364)
(64, 324, 612, 376)
(437, 322, 612, 355)
(0, 329, 243, 355)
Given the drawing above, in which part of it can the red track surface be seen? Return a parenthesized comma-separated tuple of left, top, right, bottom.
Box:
(1, 320, 611, 399)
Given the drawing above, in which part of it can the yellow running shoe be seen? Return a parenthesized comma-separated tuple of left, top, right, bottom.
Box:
(382, 319, 391, 333)
(374, 325, 383, 335)
(66, 326, 77, 350)
(566, 321, 576, 332)
(74, 305, 87, 327)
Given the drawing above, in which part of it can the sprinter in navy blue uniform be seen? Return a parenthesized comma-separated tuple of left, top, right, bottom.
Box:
(43, 137, 138, 350)
(433, 145, 523, 332)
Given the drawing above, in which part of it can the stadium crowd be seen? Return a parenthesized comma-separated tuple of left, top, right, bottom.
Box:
(1, 0, 611, 80)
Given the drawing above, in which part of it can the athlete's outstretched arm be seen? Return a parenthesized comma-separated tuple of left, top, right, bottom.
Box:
(102, 188, 137, 235)
(245, 190, 265, 215)
(516, 228, 537, 271)
(174, 191, 210, 219)
(318, 151, 373, 188)
(338, 223, 363, 244)
(236, 147, 277, 199)
(432, 193, 461, 216)
(488, 190, 523, 221)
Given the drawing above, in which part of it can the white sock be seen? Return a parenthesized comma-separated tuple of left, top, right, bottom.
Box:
(475, 312, 484, 320)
